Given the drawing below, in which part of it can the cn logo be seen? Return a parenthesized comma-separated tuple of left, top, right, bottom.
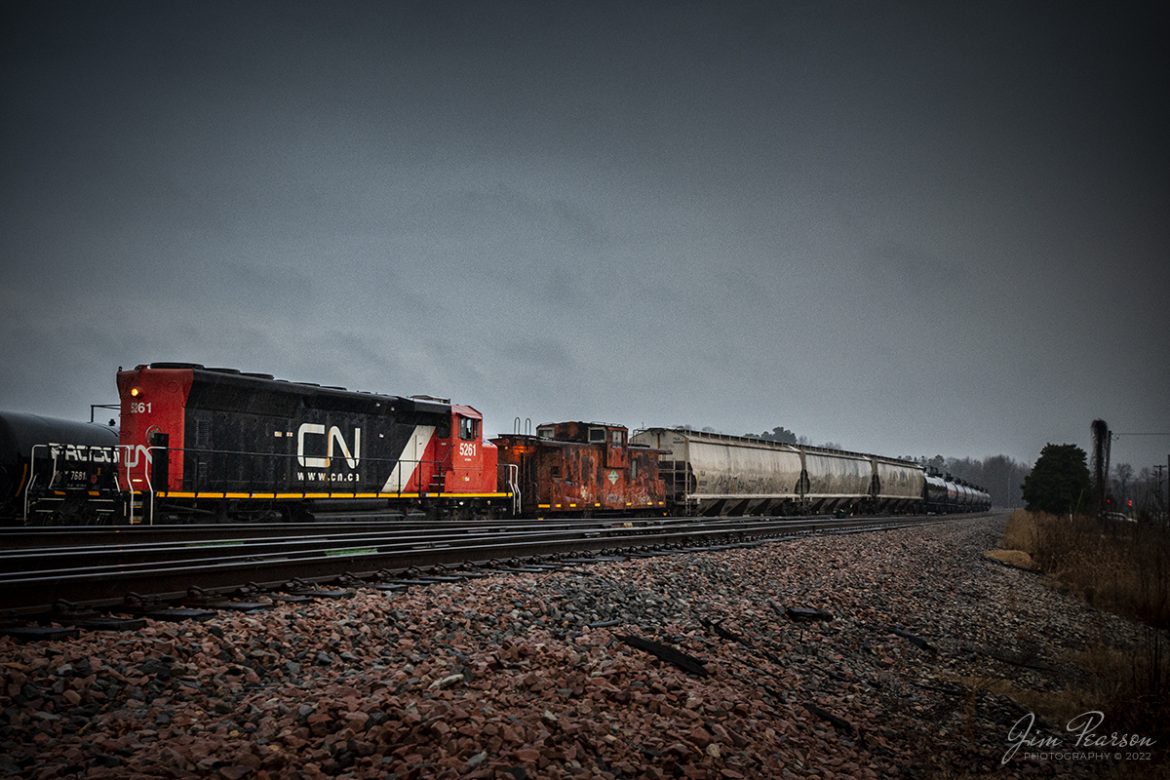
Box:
(297, 423, 361, 469)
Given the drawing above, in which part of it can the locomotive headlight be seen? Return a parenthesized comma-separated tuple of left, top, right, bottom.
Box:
(129, 387, 142, 397)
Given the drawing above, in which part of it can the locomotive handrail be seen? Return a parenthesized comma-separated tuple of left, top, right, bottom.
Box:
(119, 444, 146, 525)
(45, 444, 61, 491)
(21, 444, 46, 524)
(21, 473, 37, 524)
(506, 463, 520, 515)
(143, 446, 165, 525)
(130, 444, 443, 497)
(21, 444, 67, 522)
(88, 403, 119, 424)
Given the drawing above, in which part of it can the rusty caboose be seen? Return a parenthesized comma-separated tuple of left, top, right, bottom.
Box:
(493, 422, 666, 515)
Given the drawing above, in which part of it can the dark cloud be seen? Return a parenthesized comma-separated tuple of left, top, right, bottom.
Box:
(1, 1, 1167, 468)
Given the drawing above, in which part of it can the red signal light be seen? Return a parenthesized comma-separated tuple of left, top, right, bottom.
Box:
(1127, 499, 1134, 508)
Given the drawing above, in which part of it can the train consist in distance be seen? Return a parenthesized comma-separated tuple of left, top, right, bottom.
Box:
(1, 363, 991, 524)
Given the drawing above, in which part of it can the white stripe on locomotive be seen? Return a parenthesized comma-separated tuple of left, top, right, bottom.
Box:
(381, 425, 436, 493)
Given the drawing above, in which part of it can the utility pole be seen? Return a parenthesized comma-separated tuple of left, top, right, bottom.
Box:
(1155, 463, 1167, 524)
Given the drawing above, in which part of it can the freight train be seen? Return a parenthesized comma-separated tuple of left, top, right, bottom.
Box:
(1, 363, 991, 524)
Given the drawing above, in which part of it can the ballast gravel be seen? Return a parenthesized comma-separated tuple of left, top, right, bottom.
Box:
(0, 515, 1156, 778)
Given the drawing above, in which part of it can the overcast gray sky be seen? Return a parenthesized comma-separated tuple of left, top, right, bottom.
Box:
(2, 1, 1167, 468)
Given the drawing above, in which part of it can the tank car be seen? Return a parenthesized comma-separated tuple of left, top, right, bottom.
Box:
(116, 363, 511, 522)
(493, 422, 665, 515)
(920, 470, 992, 513)
(0, 411, 120, 524)
(924, 472, 950, 512)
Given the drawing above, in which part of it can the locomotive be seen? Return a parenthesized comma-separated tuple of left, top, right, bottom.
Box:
(1, 362, 991, 524)
(114, 363, 511, 522)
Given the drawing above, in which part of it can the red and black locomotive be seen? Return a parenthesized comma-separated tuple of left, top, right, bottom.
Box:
(116, 363, 509, 521)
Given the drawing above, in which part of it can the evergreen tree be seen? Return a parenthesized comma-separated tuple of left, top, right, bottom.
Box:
(1021, 443, 1091, 514)
(758, 426, 796, 444)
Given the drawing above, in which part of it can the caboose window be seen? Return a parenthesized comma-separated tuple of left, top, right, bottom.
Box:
(537, 426, 554, 440)
(611, 430, 623, 446)
(459, 417, 478, 440)
(589, 428, 606, 443)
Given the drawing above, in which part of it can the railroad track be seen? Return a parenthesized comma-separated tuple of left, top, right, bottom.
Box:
(0, 513, 987, 622)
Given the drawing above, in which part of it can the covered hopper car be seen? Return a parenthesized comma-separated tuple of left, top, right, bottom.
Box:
(629, 428, 987, 516)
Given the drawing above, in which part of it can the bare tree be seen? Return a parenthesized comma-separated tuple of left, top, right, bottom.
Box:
(1111, 463, 1134, 508)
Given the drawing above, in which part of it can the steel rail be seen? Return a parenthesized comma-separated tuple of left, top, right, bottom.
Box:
(0, 513, 983, 616)
(0, 515, 727, 549)
(0, 514, 872, 570)
(0, 513, 974, 573)
(0, 511, 881, 548)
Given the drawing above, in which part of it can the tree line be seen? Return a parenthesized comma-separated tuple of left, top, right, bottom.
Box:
(1108, 462, 1166, 517)
(902, 453, 1031, 508)
(1018, 442, 1167, 520)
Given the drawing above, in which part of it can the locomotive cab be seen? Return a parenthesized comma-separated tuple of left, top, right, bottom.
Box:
(438, 405, 498, 496)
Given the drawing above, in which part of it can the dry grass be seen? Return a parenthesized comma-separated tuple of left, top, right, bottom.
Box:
(981, 548, 1036, 570)
(999, 510, 1170, 628)
(1062, 633, 1169, 730)
(987, 510, 1170, 765)
(1000, 509, 1043, 555)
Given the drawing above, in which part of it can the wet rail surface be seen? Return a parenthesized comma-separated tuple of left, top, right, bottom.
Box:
(0, 513, 990, 619)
